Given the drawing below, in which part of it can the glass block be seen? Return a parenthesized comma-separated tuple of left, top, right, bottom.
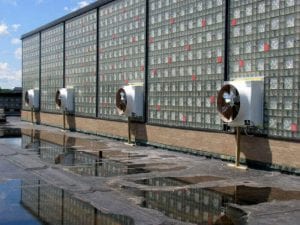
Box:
(284, 77, 293, 89)
(285, 57, 294, 69)
(270, 58, 279, 70)
(245, 23, 252, 35)
(285, 36, 295, 48)
(284, 97, 293, 110)
(271, 18, 279, 30)
(272, 0, 280, 10)
(258, 2, 265, 13)
(286, 15, 295, 28)
(271, 38, 279, 50)
(270, 78, 278, 89)
(283, 118, 292, 130)
(269, 97, 277, 109)
(286, 0, 295, 7)
(269, 117, 277, 128)
(257, 60, 265, 71)
(245, 5, 252, 16)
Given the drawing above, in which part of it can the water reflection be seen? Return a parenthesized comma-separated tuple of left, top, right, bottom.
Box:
(21, 179, 135, 225)
(135, 176, 225, 187)
(0, 128, 22, 147)
(124, 181, 300, 225)
(19, 129, 182, 177)
(0, 179, 44, 225)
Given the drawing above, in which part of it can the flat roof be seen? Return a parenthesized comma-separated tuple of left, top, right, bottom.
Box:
(21, 0, 115, 39)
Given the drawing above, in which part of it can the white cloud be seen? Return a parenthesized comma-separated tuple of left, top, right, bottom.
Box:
(64, 0, 95, 12)
(0, 22, 9, 36)
(11, 24, 20, 32)
(78, 1, 90, 8)
(11, 38, 21, 45)
(0, 62, 21, 89)
(14, 47, 22, 59)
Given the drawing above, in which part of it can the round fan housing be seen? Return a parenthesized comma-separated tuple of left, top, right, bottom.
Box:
(25, 89, 39, 109)
(217, 80, 264, 127)
(116, 85, 144, 117)
(55, 88, 74, 113)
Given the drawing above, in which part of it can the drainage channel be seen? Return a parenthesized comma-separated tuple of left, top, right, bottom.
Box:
(0, 179, 134, 225)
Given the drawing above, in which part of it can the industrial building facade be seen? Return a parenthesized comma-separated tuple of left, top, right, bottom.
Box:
(22, 0, 300, 172)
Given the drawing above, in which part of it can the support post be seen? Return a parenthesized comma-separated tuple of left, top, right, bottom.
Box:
(235, 127, 241, 167)
(31, 108, 34, 124)
(128, 117, 132, 144)
(63, 111, 66, 130)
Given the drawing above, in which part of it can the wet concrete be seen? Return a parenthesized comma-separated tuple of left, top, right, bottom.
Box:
(0, 117, 300, 225)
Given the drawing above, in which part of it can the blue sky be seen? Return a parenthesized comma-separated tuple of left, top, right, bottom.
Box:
(0, 0, 96, 89)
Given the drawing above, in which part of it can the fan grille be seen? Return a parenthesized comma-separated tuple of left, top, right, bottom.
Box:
(217, 84, 240, 123)
(116, 88, 127, 114)
(55, 90, 62, 108)
(25, 91, 30, 105)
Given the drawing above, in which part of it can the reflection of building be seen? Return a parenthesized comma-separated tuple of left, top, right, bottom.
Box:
(21, 180, 134, 225)
(21, 131, 147, 177)
(0, 88, 22, 116)
(137, 177, 249, 225)
(0, 128, 21, 137)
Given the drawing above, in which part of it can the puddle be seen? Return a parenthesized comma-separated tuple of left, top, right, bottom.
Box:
(0, 179, 134, 225)
(0, 128, 21, 137)
(122, 185, 300, 225)
(0, 128, 22, 147)
(208, 185, 300, 205)
(65, 161, 151, 177)
(65, 162, 184, 177)
(135, 176, 225, 186)
(0, 179, 44, 225)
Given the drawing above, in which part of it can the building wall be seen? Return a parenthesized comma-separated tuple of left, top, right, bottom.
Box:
(0, 93, 22, 114)
(98, 0, 146, 120)
(22, 33, 40, 111)
(229, 0, 300, 139)
(148, 0, 224, 129)
(41, 23, 64, 113)
(65, 10, 98, 117)
(22, 0, 300, 170)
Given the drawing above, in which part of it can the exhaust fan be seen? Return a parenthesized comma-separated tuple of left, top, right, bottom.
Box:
(55, 88, 74, 113)
(25, 89, 39, 109)
(217, 80, 264, 127)
(116, 85, 144, 117)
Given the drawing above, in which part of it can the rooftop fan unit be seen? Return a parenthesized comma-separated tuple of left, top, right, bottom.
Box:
(55, 88, 74, 113)
(25, 89, 39, 109)
(116, 85, 144, 117)
(217, 80, 264, 127)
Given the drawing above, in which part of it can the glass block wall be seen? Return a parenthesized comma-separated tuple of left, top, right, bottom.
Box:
(65, 10, 97, 117)
(22, 33, 40, 110)
(98, 0, 146, 120)
(229, 0, 300, 139)
(41, 24, 64, 113)
(147, 0, 225, 129)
